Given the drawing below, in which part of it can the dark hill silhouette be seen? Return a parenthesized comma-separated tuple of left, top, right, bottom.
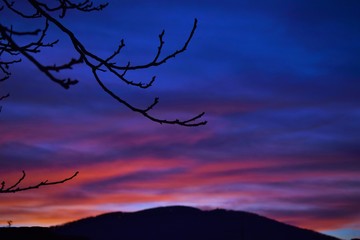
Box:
(0, 226, 86, 240)
(0, 206, 340, 240)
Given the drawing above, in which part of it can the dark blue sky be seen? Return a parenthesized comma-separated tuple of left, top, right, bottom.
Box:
(1, 1, 360, 239)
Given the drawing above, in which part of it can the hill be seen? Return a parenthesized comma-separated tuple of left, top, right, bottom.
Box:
(0, 206, 341, 240)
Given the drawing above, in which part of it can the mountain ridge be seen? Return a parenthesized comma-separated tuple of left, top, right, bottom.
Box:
(0, 205, 341, 240)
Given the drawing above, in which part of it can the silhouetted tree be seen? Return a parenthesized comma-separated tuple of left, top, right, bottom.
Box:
(7, 220, 12, 227)
(0, 0, 207, 126)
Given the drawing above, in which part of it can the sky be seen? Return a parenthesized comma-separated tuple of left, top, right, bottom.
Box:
(1, 0, 360, 239)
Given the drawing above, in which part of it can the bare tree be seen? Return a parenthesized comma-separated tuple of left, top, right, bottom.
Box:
(7, 220, 12, 227)
(0, 1, 206, 193)
(0, 0, 207, 126)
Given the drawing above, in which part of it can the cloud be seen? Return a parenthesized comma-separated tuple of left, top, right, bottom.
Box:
(1, 1, 360, 239)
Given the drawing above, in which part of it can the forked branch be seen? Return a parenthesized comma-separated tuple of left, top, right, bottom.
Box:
(0, 171, 79, 193)
(0, 0, 207, 126)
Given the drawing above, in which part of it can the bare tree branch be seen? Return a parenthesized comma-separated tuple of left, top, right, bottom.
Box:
(38, 0, 109, 18)
(0, 0, 207, 126)
(0, 58, 13, 110)
(0, 171, 79, 193)
(0, 1, 207, 194)
(2, 0, 41, 18)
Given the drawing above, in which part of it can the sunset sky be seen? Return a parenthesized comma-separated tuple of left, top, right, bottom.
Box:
(1, 1, 360, 239)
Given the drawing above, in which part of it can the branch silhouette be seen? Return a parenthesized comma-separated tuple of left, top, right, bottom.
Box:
(0, 171, 79, 193)
(0, 0, 207, 126)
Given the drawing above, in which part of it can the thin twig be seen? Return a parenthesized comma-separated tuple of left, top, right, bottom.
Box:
(0, 171, 79, 193)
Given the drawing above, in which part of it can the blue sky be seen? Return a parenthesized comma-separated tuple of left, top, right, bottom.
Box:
(1, 1, 360, 239)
